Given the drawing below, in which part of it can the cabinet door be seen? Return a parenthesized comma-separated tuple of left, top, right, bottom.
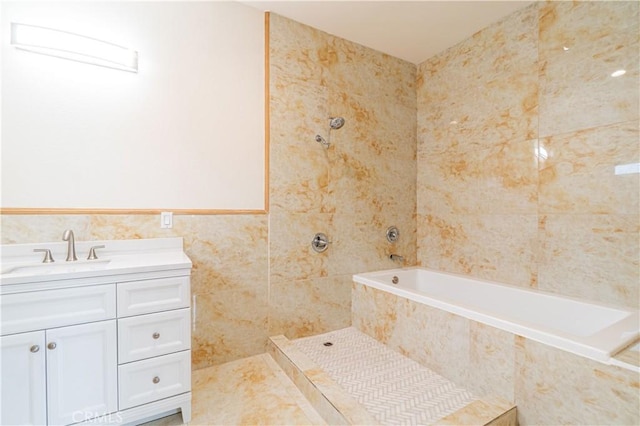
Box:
(46, 320, 118, 425)
(0, 331, 47, 426)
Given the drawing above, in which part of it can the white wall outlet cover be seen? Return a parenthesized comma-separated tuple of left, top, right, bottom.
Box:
(160, 212, 173, 228)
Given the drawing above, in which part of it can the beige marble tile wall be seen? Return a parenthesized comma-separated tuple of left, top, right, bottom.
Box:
(416, 2, 639, 308)
(352, 283, 640, 424)
(268, 13, 417, 339)
(1, 214, 269, 370)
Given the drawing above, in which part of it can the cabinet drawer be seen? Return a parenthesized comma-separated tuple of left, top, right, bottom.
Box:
(1, 284, 116, 335)
(118, 309, 191, 364)
(117, 277, 190, 317)
(118, 350, 191, 410)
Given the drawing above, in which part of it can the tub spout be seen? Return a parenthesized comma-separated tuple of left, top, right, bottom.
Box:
(389, 254, 404, 263)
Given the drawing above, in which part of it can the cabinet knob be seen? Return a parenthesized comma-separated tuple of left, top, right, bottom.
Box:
(30, 345, 40, 353)
(47, 342, 57, 350)
(152, 376, 160, 384)
(152, 332, 160, 340)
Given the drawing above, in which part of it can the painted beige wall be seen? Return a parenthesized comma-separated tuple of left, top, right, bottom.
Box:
(416, 1, 639, 308)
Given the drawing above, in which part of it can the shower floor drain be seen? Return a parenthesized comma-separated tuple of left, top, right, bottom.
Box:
(323, 342, 333, 347)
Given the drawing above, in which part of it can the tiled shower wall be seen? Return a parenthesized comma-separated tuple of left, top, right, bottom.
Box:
(416, 2, 639, 308)
(0, 13, 417, 368)
(267, 13, 417, 338)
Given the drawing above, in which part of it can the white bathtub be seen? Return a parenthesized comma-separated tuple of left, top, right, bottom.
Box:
(353, 268, 639, 364)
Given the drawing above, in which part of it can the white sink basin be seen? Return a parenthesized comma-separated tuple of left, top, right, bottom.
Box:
(2, 259, 111, 276)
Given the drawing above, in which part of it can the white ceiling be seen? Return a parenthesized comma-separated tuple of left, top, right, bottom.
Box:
(241, 0, 532, 64)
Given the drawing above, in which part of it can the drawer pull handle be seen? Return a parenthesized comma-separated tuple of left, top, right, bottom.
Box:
(30, 345, 40, 353)
(152, 332, 160, 339)
(47, 342, 57, 350)
(153, 376, 160, 384)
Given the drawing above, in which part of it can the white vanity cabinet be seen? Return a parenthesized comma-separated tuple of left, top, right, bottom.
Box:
(1, 285, 118, 425)
(0, 324, 118, 425)
(47, 320, 119, 425)
(0, 237, 192, 426)
(115, 277, 191, 418)
(0, 330, 47, 425)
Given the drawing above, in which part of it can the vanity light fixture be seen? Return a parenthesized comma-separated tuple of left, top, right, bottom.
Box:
(10, 23, 138, 73)
(611, 69, 626, 78)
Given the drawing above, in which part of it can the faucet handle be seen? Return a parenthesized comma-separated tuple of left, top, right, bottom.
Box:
(34, 249, 55, 263)
(87, 245, 105, 260)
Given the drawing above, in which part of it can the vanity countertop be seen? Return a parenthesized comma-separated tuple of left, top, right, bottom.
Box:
(1, 237, 192, 288)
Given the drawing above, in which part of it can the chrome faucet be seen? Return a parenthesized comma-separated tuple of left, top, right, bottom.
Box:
(62, 229, 78, 261)
(389, 254, 404, 263)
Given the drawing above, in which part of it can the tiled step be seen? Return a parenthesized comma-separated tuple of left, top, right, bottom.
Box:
(269, 327, 517, 426)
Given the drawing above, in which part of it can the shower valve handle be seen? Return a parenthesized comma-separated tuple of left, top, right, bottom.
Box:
(311, 233, 332, 253)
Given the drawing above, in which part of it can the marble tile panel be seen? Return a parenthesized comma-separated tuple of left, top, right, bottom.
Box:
(329, 207, 416, 276)
(268, 343, 349, 426)
(89, 214, 268, 296)
(515, 337, 640, 425)
(389, 297, 471, 387)
(416, 213, 475, 274)
(351, 282, 400, 345)
(417, 145, 529, 216)
(417, 69, 538, 155)
(268, 13, 328, 86)
(269, 211, 332, 281)
(187, 354, 325, 426)
(327, 152, 416, 219)
(329, 212, 394, 276)
(539, 121, 639, 215)
(192, 289, 268, 369)
(269, 79, 329, 214)
(417, 2, 538, 154)
(434, 400, 516, 426)
(268, 275, 351, 339)
(417, 147, 486, 217)
(537, 214, 639, 308)
(470, 139, 538, 215)
(322, 33, 416, 107)
(324, 91, 416, 220)
(417, 3, 538, 97)
(538, 1, 639, 137)
(1, 214, 92, 243)
(467, 322, 516, 402)
(485, 407, 518, 426)
(326, 89, 416, 165)
(417, 213, 538, 288)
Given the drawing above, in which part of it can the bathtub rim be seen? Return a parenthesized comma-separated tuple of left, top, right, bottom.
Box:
(353, 267, 640, 365)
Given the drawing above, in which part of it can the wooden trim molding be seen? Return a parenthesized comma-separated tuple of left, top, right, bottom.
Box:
(264, 11, 271, 214)
(0, 208, 268, 215)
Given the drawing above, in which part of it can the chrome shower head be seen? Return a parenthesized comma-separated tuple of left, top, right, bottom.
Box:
(329, 117, 345, 130)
